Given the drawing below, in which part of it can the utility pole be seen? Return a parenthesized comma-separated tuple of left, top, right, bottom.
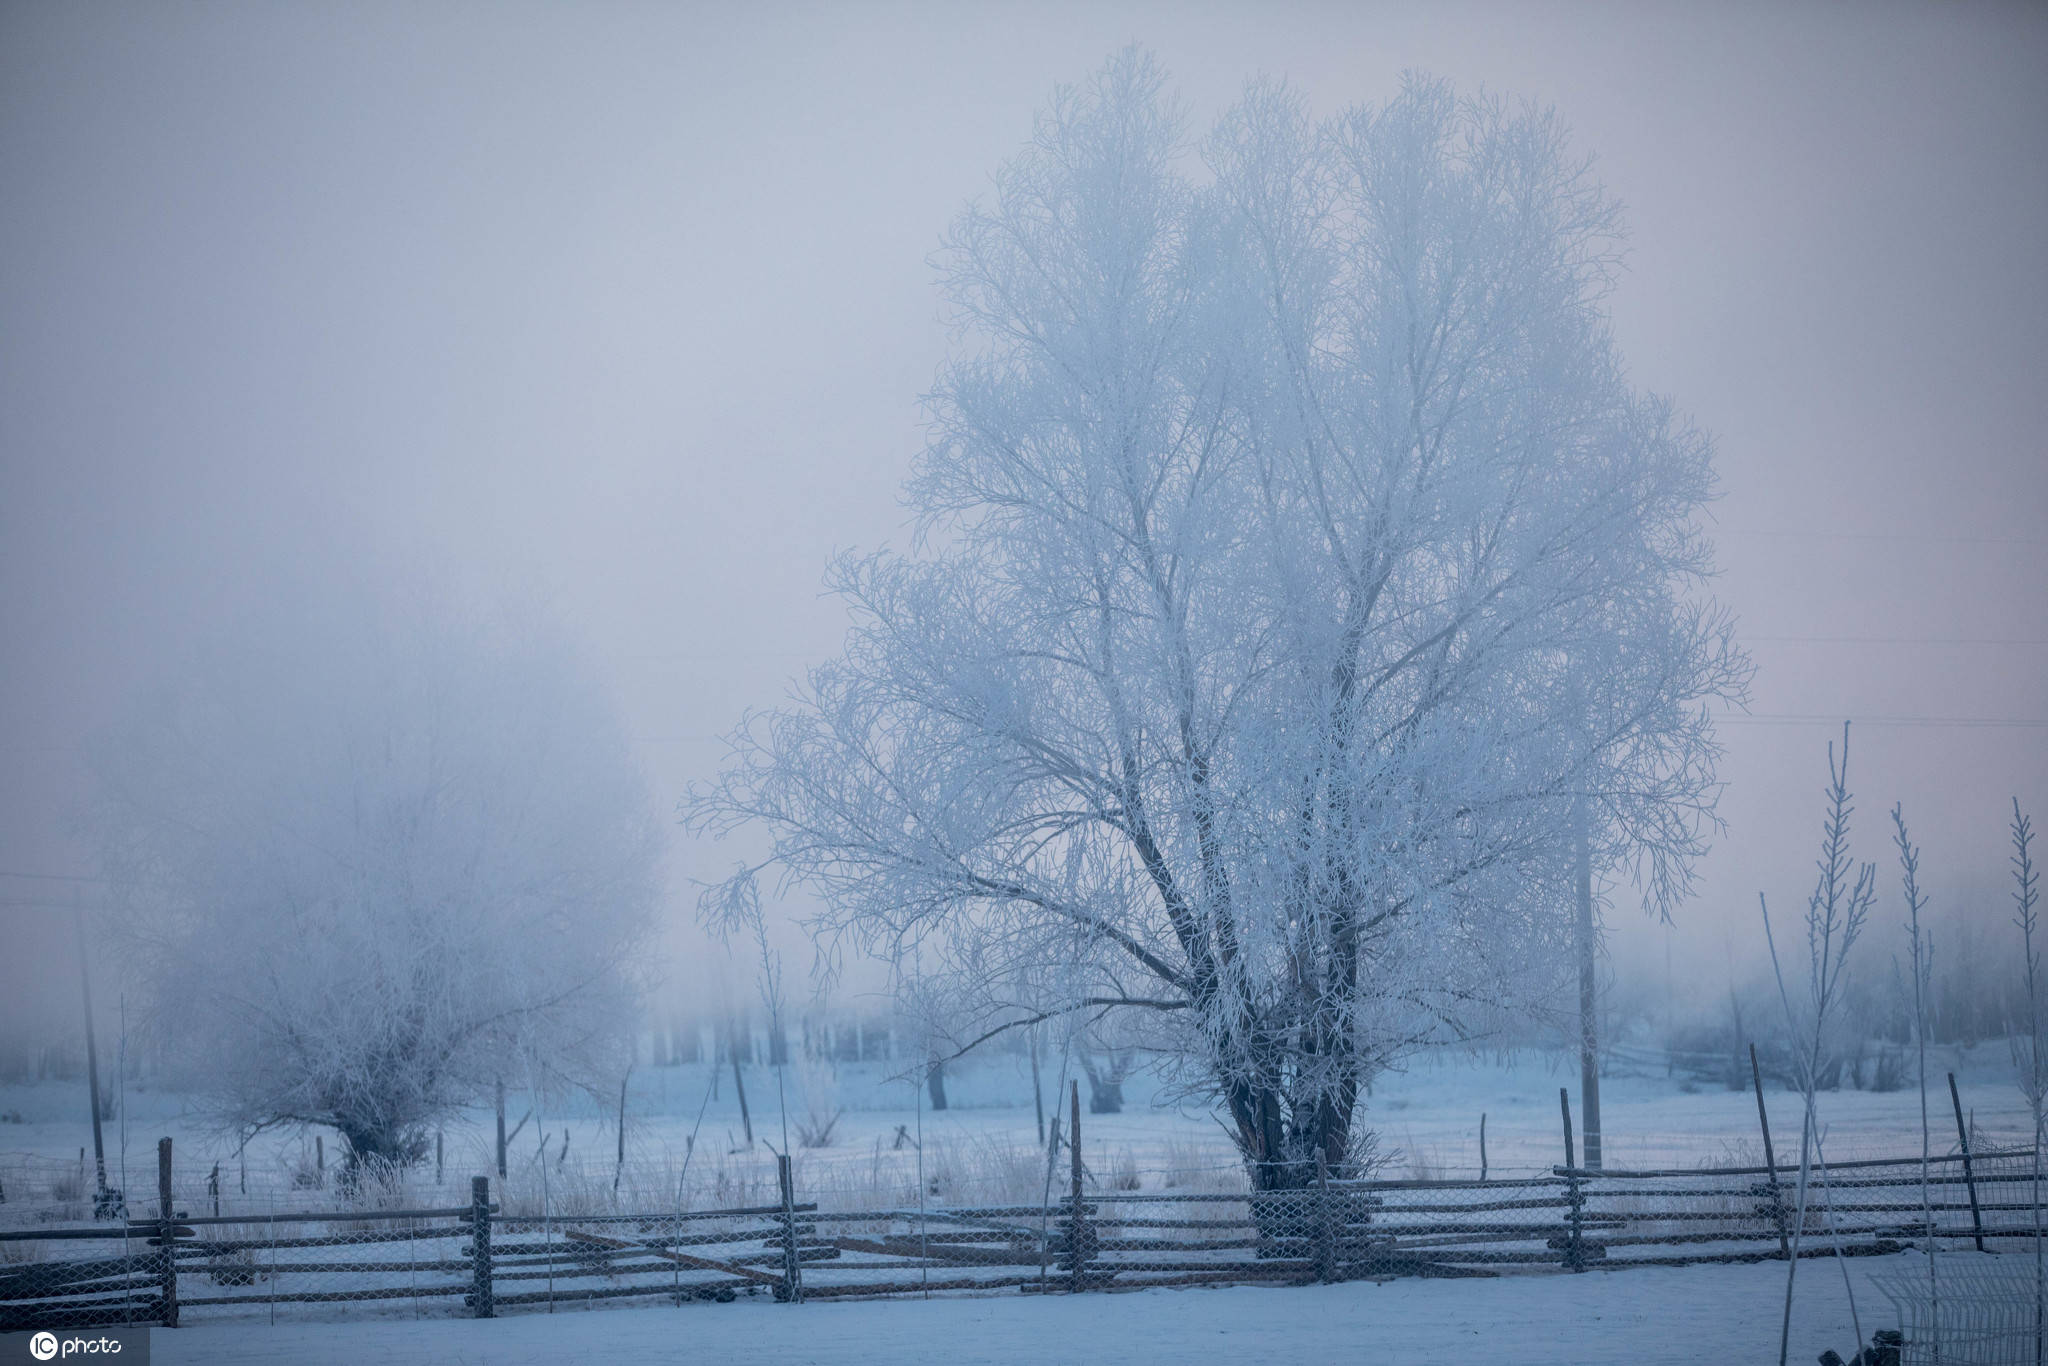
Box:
(1575, 799, 1602, 1170)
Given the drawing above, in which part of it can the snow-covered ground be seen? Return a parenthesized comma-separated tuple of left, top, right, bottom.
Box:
(2, 1044, 2033, 1217)
(140, 1252, 1964, 1366)
(4, 1051, 2035, 1363)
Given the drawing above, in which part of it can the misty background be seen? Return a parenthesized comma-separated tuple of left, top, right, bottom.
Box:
(3, 0, 2044, 1054)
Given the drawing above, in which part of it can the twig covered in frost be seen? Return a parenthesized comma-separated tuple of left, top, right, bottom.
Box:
(1892, 804, 1940, 1341)
(1762, 725, 1872, 1366)
(2011, 800, 2044, 1364)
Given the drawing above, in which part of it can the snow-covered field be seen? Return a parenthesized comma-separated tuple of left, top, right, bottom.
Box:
(3, 1050, 2037, 1363)
(2, 1044, 2033, 1218)
(137, 1252, 1963, 1366)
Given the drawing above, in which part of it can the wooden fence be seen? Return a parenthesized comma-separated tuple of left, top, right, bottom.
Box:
(1, 1130, 2039, 1332)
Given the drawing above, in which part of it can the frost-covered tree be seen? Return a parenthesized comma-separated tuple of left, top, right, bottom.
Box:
(689, 52, 1748, 1189)
(89, 578, 663, 1171)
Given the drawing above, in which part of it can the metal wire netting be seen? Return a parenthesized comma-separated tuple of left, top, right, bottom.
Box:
(1, 1143, 2040, 1331)
(1877, 1260, 2047, 1366)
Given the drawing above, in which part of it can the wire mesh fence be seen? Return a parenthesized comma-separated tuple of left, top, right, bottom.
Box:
(1, 1135, 2040, 1335)
(1877, 1260, 2046, 1366)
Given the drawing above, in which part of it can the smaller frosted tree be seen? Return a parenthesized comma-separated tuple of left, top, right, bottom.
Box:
(89, 579, 663, 1171)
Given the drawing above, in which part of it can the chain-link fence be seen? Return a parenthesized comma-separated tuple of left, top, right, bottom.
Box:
(1, 1134, 2041, 1332)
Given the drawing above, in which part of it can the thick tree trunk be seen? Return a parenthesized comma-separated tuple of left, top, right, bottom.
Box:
(335, 1118, 427, 1192)
(926, 1058, 948, 1111)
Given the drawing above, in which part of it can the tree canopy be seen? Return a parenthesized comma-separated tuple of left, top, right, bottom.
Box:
(690, 52, 1750, 1187)
(90, 577, 662, 1168)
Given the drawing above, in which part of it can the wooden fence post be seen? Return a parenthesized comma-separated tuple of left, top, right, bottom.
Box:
(1068, 1079, 1086, 1294)
(156, 1137, 177, 1327)
(1751, 1044, 1790, 1259)
(1947, 1072, 1986, 1252)
(777, 1152, 803, 1303)
(1558, 1089, 1583, 1273)
(469, 1176, 494, 1318)
(1314, 1152, 1335, 1284)
(1479, 1113, 1488, 1183)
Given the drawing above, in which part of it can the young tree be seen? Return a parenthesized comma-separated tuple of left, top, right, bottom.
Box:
(689, 52, 1747, 1190)
(89, 578, 663, 1172)
(2010, 800, 2044, 1356)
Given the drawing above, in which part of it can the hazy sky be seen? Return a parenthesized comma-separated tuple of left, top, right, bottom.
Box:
(4, 0, 2044, 1031)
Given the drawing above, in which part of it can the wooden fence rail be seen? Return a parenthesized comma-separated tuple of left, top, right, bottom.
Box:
(0, 1139, 2037, 1332)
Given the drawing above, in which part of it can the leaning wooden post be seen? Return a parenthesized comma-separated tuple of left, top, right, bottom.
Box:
(776, 1152, 803, 1303)
(1948, 1072, 1986, 1252)
(156, 1137, 178, 1327)
(468, 1175, 495, 1318)
(1068, 1079, 1086, 1294)
(1559, 1088, 1584, 1273)
(614, 1073, 629, 1193)
(1751, 1044, 1790, 1259)
(1479, 1113, 1488, 1183)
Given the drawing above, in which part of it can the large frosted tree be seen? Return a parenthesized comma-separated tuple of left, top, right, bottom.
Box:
(90, 577, 663, 1171)
(690, 52, 1749, 1189)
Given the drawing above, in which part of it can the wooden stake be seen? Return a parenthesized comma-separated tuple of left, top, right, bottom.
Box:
(1751, 1043, 1789, 1259)
(1948, 1072, 1985, 1252)
(777, 1152, 802, 1302)
(1314, 1152, 1334, 1283)
(732, 1029, 753, 1147)
(75, 902, 109, 1208)
(469, 1176, 494, 1318)
(615, 1073, 629, 1192)
(1559, 1088, 1583, 1272)
(1069, 1079, 1085, 1294)
(157, 1137, 178, 1327)
(1559, 1087, 1576, 1170)
(1479, 1113, 1488, 1182)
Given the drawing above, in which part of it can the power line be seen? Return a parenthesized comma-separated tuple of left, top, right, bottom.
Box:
(621, 652, 818, 664)
(1717, 713, 2048, 729)
(0, 870, 106, 883)
(1743, 635, 2048, 646)
(1718, 528, 2045, 548)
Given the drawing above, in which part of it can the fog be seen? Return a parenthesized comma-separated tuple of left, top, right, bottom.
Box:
(3, 0, 2045, 1044)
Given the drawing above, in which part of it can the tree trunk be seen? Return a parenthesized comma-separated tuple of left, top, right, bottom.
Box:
(1081, 1054, 1126, 1114)
(1576, 801, 1602, 1170)
(926, 1058, 948, 1111)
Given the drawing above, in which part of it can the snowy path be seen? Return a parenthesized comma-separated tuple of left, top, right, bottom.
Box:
(152, 1252, 1942, 1366)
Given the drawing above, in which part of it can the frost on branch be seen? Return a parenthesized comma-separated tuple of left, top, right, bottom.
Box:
(687, 51, 1749, 1190)
(89, 579, 663, 1173)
